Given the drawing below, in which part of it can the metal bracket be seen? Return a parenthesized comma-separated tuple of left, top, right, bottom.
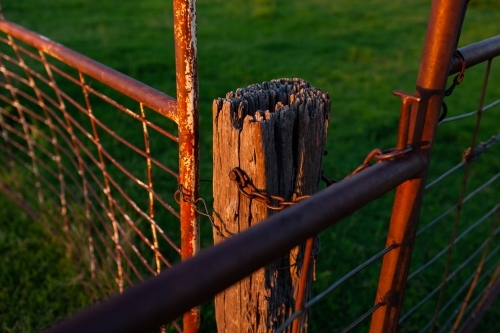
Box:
(393, 90, 421, 150)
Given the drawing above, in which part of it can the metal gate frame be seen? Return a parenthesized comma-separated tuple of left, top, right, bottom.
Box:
(172, 1, 200, 331)
(369, 1, 469, 331)
(0, 0, 200, 331)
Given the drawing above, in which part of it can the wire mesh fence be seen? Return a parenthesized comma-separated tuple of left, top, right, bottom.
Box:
(260, 16, 499, 333)
(0, 20, 187, 332)
(397, 57, 500, 333)
(275, 41, 500, 333)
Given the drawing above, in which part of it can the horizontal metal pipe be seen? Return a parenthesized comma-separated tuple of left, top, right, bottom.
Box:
(0, 20, 178, 121)
(450, 35, 500, 74)
(43, 152, 425, 333)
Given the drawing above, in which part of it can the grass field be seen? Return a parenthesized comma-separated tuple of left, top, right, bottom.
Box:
(1, 0, 500, 332)
(0, 190, 101, 332)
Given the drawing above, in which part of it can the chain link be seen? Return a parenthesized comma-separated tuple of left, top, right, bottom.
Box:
(228, 168, 319, 272)
(176, 170, 318, 268)
(230, 141, 412, 208)
(321, 170, 337, 187)
(345, 145, 413, 179)
(178, 142, 414, 238)
(229, 167, 310, 211)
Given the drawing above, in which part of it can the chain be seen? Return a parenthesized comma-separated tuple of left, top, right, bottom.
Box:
(228, 168, 319, 272)
(319, 145, 412, 186)
(176, 170, 318, 267)
(178, 142, 413, 248)
(346, 148, 383, 178)
(321, 146, 414, 187)
(440, 101, 448, 123)
(229, 167, 310, 211)
(321, 151, 337, 186)
(344, 145, 413, 179)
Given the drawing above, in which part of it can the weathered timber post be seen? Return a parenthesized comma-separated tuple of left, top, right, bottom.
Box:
(213, 78, 330, 332)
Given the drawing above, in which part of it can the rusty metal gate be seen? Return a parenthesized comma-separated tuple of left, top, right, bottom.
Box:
(1, 0, 500, 333)
(0, 0, 199, 331)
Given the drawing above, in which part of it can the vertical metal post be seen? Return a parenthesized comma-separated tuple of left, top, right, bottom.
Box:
(173, 0, 200, 332)
(369, 1, 468, 332)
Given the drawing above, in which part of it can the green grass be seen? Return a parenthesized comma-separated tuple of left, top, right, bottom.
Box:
(1, 0, 500, 332)
(0, 191, 97, 331)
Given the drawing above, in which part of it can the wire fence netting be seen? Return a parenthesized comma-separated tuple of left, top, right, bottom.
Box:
(272, 59, 500, 332)
(399, 58, 500, 333)
(0, 25, 184, 332)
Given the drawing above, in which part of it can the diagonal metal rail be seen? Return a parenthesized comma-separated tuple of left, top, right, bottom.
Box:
(42, 151, 425, 333)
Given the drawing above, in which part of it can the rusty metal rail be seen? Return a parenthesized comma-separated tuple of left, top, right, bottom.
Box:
(449, 35, 500, 75)
(42, 152, 426, 333)
(0, 20, 178, 120)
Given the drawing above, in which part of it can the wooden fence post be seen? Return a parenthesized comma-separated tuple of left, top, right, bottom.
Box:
(212, 78, 330, 332)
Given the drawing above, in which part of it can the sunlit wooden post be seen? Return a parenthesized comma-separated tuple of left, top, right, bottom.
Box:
(212, 79, 330, 332)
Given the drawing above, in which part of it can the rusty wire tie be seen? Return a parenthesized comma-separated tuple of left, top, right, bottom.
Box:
(229, 167, 310, 211)
(462, 132, 500, 164)
(175, 184, 234, 239)
(445, 50, 466, 97)
(441, 50, 466, 122)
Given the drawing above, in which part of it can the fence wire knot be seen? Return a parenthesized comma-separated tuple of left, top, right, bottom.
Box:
(440, 50, 466, 123)
(229, 167, 310, 211)
(462, 133, 500, 163)
(445, 50, 466, 97)
(175, 184, 234, 239)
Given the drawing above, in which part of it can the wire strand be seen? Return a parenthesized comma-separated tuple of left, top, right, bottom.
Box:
(275, 244, 397, 333)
